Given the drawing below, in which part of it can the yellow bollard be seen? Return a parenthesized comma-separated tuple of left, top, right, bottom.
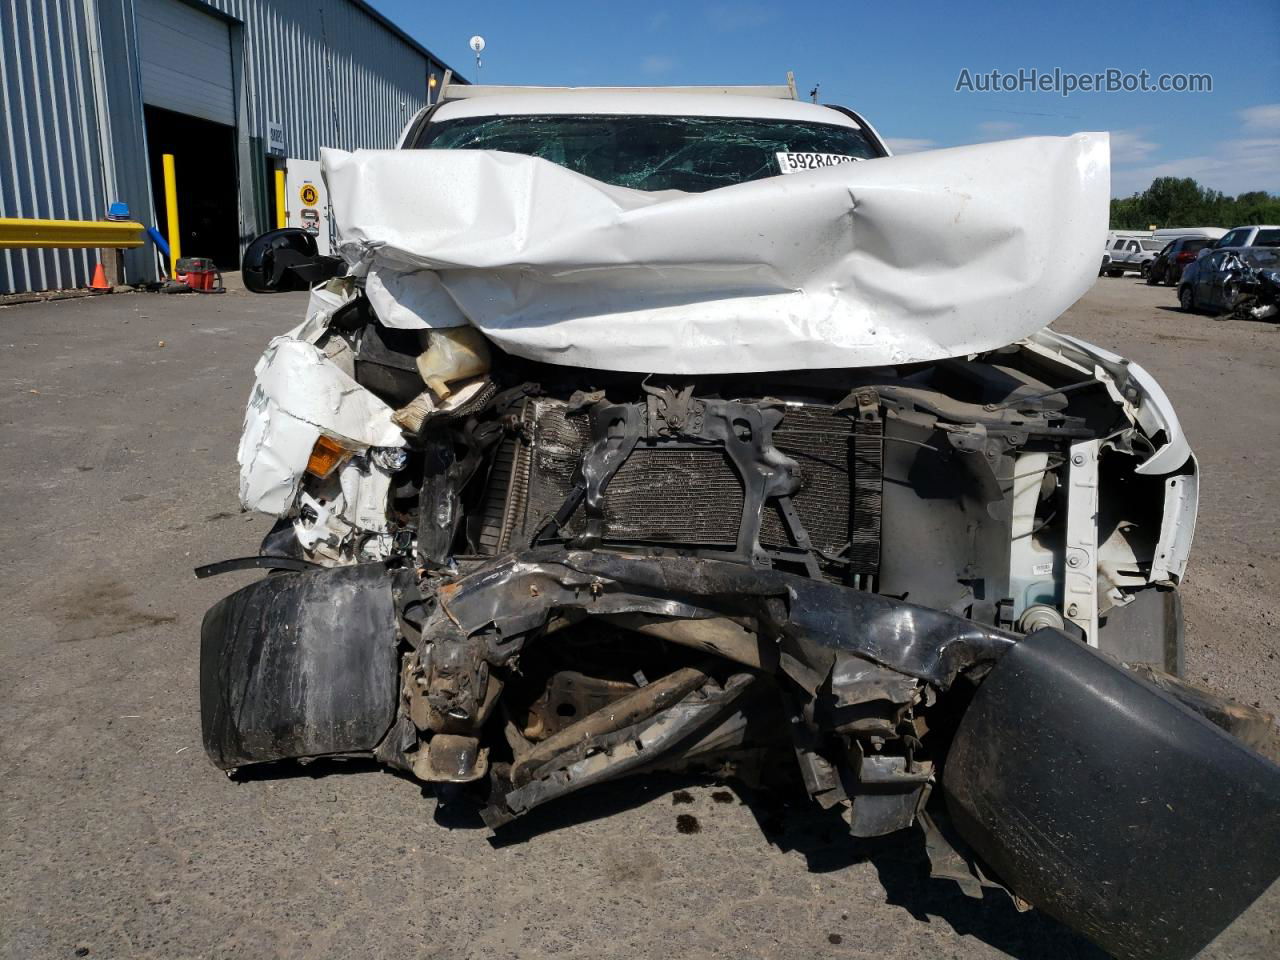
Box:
(162, 153, 180, 277)
(275, 167, 287, 229)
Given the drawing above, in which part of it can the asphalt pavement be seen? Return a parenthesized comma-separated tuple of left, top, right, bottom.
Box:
(1, 277, 1276, 959)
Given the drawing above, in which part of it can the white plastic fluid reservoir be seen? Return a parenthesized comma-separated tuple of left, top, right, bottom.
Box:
(416, 327, 491, 398)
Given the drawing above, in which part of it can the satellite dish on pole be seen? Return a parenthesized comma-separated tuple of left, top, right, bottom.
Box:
(469, 35, 485, 74)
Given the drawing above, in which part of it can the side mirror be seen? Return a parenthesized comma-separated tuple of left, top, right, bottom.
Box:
(241, 228, 344, 293)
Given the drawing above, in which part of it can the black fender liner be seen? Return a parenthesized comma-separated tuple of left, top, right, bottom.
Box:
(200, 563, 401, 769)
(942, 628, 1280, 960)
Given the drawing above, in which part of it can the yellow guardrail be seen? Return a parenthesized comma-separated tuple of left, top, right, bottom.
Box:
(0, 217, 146, 249)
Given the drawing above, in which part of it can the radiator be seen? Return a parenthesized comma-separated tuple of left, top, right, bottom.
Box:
(476, 397, 881, 579)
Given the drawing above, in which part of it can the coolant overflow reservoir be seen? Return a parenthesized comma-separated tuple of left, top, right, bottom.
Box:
(416, 327, 491, 398)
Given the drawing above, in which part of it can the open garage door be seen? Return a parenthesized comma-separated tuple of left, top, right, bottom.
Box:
(137, 0, 235, 126)
(138, 0, 240, 269)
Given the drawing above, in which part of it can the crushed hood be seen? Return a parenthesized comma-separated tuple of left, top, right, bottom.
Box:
(323, 133, 1109, 373)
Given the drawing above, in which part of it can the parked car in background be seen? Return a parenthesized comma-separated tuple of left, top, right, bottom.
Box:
(1179, 246, 1280, 315)
(1147, 236, 1214, 285)
(1204, 225, 1280, 254)
(1104, 236, 1164, 276)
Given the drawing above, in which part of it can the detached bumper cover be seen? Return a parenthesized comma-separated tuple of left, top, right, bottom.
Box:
(200, 563, 401, 768)
(943, 628, 1280, 960)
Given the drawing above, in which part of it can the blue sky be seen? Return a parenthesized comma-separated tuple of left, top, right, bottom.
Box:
(374, 0, 1279, 197)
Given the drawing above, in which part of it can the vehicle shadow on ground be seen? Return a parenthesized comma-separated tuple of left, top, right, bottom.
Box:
(475, 772, 1105, 960)
(1155, 304, 1244, 320)
(741, 792, 1107, 960)
(229, 756, 387, 782)
(229, 762, 1103, 958)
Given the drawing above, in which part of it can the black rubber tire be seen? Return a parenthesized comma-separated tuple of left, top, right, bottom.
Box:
(1179, 285, 1195, 312)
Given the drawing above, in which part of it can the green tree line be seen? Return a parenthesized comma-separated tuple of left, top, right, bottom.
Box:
(1111, 177, 1280, 230)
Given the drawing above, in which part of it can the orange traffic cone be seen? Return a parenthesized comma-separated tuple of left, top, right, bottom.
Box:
(89, 261, 110, 291)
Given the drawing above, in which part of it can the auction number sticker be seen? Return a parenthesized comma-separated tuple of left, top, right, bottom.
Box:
(776, 152, 864, 174)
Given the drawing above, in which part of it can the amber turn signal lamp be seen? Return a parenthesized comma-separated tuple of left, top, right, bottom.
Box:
(305, 435, 350, 478)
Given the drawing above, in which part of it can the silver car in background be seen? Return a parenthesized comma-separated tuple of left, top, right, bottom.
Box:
(1104, 235, 1164, 277)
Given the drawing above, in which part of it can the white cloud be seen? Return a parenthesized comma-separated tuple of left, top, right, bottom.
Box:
(977, 120, 1019, 136)
(884, 137, 936, 154)
(1239, 103, 1280, 131)
(1108, 129, 1159, 164)
(641, 55, 675, 76)
(1111, 137, 1280, 196)
(1108, 111, 1280, 196)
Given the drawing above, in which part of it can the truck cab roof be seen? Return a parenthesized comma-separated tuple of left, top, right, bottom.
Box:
(431, 89, 865, 129)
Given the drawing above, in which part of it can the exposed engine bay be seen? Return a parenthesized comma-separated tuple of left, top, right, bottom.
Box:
(238, 274, 1200, 648)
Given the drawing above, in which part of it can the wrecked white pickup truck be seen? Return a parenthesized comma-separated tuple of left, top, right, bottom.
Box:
(200, 83, 1280, 960)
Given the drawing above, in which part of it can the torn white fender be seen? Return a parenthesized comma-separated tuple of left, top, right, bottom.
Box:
(1025, 329, 1192, 475)
(323, 133, 1109, 373)
(238, 338, 404, 514)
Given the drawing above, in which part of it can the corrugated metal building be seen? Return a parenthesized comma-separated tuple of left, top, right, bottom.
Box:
(0, 0, 460, 293)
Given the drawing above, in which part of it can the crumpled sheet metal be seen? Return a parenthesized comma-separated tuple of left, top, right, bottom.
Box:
(290, 281, 355, 344)
(323, 133, 1109, 373)
(238, 337, 404, 513)
(435, 549, 1017, 689)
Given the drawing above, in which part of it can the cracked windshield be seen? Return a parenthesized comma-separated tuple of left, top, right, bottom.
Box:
(415, 114, 882, 190)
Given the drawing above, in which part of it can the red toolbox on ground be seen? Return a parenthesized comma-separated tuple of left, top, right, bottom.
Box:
(175, 257, 220, 291)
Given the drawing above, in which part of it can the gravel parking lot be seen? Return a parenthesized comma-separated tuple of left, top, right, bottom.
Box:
(2, 277, 1277, 960)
